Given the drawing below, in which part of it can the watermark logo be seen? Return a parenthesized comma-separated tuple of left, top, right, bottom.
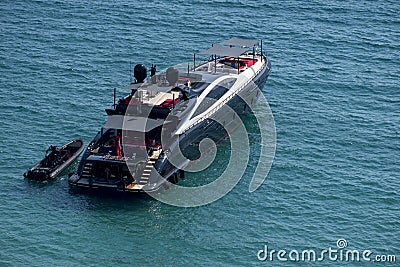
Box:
(336, 238, 348, 249)
(122, 63, 275, 207)
(257, 239, 397, 263)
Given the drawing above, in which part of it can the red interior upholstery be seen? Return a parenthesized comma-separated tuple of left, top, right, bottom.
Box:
(119, 95, 132, 105)
(241, 59, 257, 68)
(219, 58, 258, 69)
(159, 98, 181, 109)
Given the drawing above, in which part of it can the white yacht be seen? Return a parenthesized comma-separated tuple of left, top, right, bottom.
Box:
(68, 38, 271, 193)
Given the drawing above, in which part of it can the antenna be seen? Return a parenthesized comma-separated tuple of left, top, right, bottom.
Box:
(214, 54, 217, 73)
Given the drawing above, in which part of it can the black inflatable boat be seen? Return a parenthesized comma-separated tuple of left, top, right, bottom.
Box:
(24, 139, 84, 181)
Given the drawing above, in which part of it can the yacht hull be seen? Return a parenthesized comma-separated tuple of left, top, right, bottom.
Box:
(69, 58, 271, 194)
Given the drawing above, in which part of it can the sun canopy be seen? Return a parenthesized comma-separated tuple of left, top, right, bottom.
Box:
(198, 46, 248, 58)
(103, 115, 166, 132)
(219, 38, 259, 47)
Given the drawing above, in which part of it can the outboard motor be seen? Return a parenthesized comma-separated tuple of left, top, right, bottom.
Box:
(134, 64, 147, 83)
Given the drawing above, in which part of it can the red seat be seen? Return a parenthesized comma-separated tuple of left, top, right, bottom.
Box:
(160, 98, 181, 109)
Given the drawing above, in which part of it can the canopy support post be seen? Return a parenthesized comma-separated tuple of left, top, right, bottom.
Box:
(214, 54, 217, 73)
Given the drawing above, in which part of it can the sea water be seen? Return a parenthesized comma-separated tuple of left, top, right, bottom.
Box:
(0, 1, 399, 266)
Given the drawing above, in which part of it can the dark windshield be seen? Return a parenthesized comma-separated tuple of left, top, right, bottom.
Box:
(190, 82, 209, 94)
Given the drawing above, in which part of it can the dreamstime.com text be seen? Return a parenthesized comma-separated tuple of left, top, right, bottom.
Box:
(257, 239, 396, 263)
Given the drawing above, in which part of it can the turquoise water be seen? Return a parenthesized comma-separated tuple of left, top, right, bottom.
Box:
(1, 1, 399, 266)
